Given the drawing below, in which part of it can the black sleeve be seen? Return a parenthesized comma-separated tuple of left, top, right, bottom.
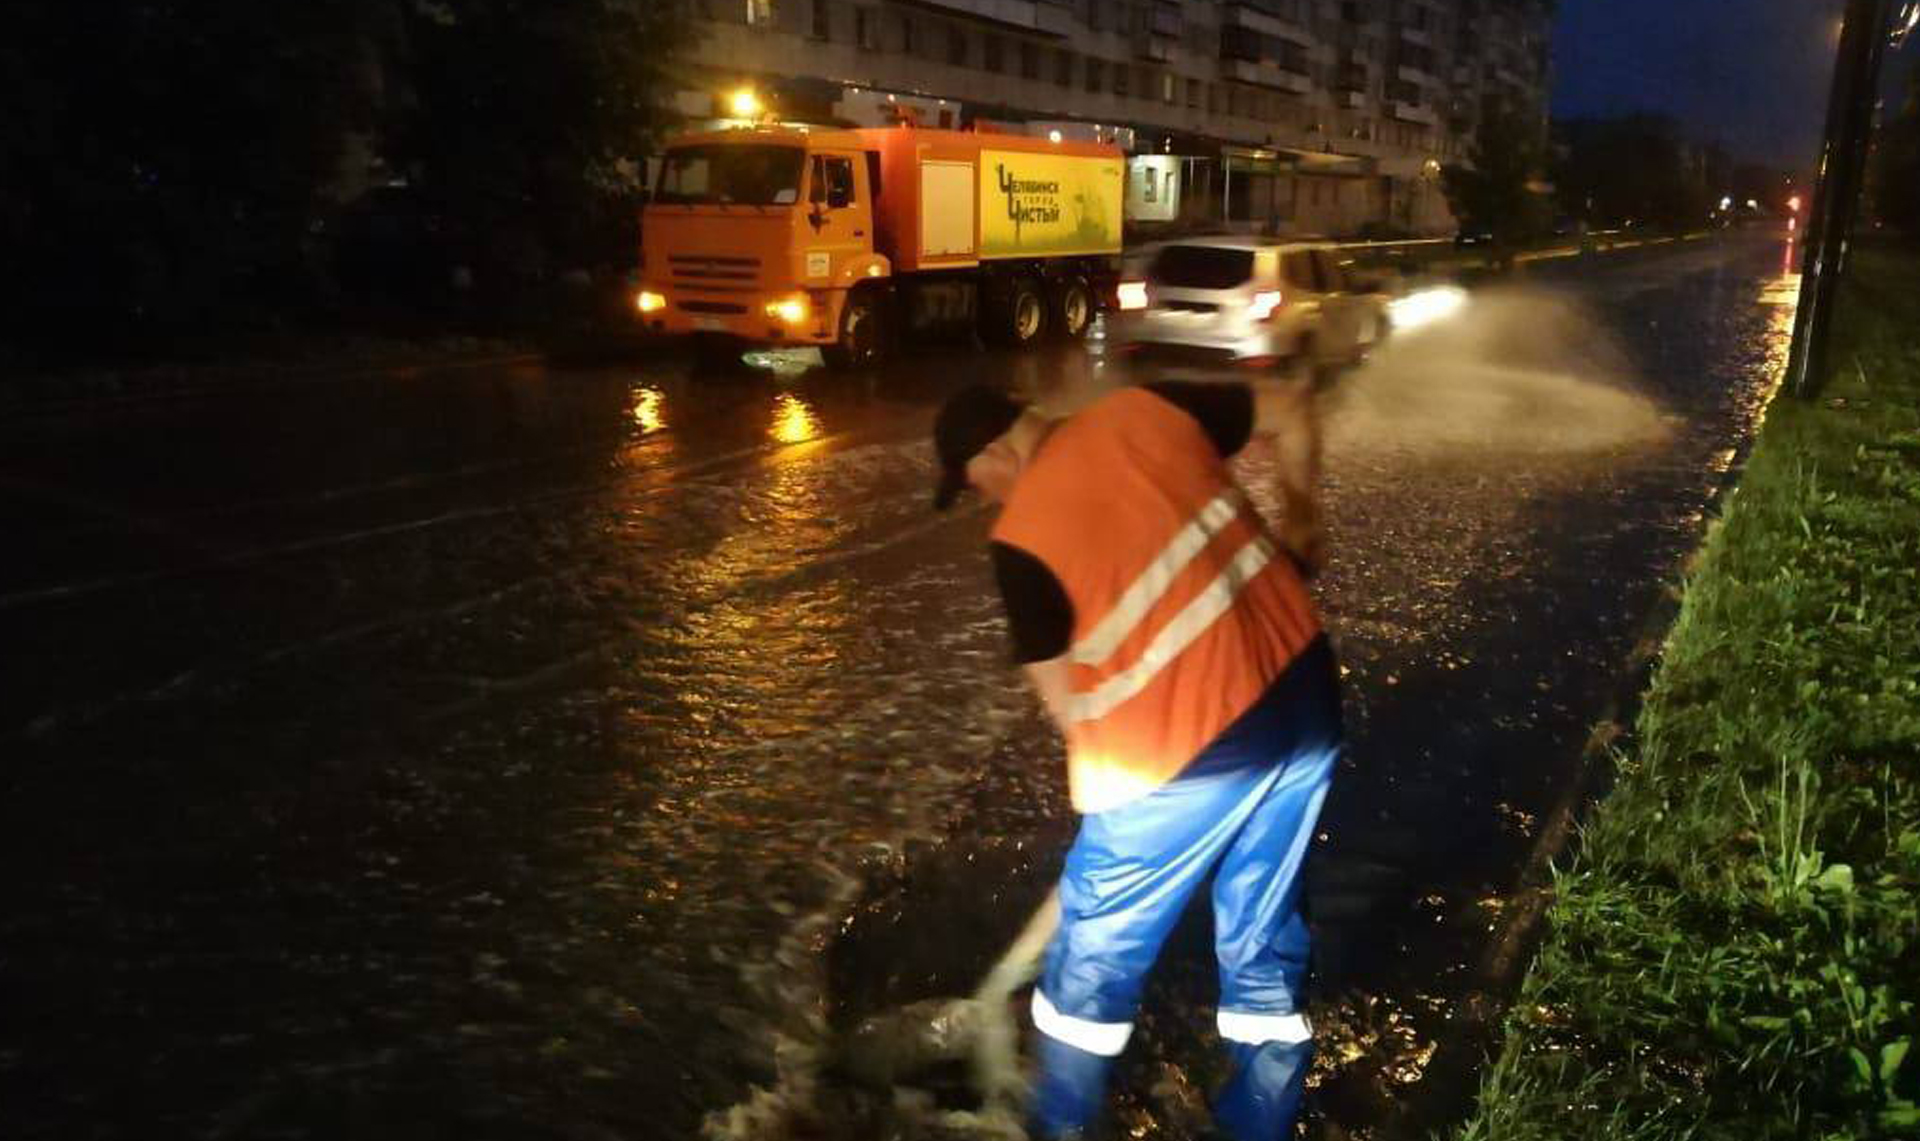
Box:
(1142, 381, 1255, 459)
(990, 542, 1075, 664)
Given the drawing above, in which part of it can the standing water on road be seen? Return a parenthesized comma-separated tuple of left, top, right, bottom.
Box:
(0, 237, 1794, 1140)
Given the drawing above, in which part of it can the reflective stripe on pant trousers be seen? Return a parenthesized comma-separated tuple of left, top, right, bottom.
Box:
(1030, 637, 1341, 1140)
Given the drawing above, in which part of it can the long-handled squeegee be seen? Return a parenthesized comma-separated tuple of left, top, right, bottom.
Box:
(838, 888, 1060, 1114)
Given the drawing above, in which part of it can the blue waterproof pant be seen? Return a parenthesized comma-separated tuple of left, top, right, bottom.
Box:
(1030, 637, 1342, 1140)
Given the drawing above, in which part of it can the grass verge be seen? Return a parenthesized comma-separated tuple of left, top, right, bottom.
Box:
(1452, 248, 1920, 1140)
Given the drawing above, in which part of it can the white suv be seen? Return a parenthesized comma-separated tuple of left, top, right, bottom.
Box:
(1112, 238, 1389, 371)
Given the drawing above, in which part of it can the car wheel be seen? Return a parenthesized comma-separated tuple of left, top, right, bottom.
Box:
(823, 289, 886, 371)
(1051, 277, 1094, 341)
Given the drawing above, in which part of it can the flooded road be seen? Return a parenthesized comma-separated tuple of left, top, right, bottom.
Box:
(0, 235, 1794, 1139)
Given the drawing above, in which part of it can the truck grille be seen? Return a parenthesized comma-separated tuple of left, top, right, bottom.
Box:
(669, 255, 761, 283)
(678, 300, 748, 315)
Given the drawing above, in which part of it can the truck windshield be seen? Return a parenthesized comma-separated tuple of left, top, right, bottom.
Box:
(654, 145, 806, 207)
(1149, 246, 1255, 289)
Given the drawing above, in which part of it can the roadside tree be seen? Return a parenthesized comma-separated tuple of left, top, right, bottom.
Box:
(383, 0, 688, 300)
(1442, 107, 1549, 259)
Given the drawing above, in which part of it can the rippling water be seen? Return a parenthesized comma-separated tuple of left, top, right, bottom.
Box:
(0, 237, 1795, 1140)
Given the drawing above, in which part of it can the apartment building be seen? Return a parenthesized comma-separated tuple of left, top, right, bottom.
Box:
(660, 0, 1552, 237)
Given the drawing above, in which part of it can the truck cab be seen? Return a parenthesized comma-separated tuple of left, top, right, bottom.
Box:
(637, 127, 891, 367)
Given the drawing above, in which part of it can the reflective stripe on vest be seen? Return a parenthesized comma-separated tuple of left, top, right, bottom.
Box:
(1067, 532, 1277, 724)
(1069, 488, 1247, 668)
(990, 387, 1320, 814)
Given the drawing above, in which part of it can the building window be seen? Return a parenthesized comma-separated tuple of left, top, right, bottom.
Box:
(1162, 71, 1176, 104)
(1021, 41, 1041, 80)
(1221, 27, 1261, 64)
(1086, 58, 1104, 93)
(1086, 0, 1101, 32)
(810, 0, 829, 40)
(947, 24, 968, 66)
(856, 6, 878, 50)
(1278, 38, 1309, 75)
(1207, 83, 1220, 113)
(1056, 49, 1075, 87)
(901, 15, 915, 54)
(984, 33, 1003, 73)
(1187, 78, 1201, 108)
(746, 0, 772, 26)
(1114, 61, 1129, 97)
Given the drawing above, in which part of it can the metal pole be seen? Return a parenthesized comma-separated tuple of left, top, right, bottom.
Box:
(1785, 0, 1898, 399)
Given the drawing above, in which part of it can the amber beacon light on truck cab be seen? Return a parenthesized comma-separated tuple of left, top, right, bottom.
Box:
(637, 122, 1125, 369)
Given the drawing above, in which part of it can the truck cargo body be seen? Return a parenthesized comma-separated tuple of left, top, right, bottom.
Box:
(637, 125, 1124, 367)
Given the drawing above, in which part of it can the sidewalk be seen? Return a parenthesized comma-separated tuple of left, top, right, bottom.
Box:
(1455, 246, 1920, 1138)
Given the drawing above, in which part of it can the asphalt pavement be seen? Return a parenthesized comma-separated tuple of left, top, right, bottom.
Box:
(0, 234, 1796, 1140)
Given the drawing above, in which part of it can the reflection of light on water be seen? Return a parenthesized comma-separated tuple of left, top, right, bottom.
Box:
(770, 392, 821, 444)
(744, 348, 821, 378)
(632, 387, 666, 434)
(1386, 285, 1469, 332)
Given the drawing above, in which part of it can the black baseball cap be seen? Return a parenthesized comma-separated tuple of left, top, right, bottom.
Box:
(932, 385, 1027, 510)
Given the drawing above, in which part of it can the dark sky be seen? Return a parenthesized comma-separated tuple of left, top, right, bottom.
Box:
(1552, 0, 1853, 168)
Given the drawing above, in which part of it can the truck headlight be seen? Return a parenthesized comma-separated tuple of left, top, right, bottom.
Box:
(765, 295, 809, 324)
(636, 290, 667, 314)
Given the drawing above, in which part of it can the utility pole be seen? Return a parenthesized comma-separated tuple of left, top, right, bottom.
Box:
(1784, 0, 1901, 399)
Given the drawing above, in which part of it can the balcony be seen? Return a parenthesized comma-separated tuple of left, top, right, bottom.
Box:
(1136, 33, 1173, 62)
(1149, 1, 1182, 37)
(1225, 2, 1313, 43)
(1387, 101, 1439, 126)
(1397, 24, 1432, 48)
(1338, 89, 1368, 109)
(914, 0, 1073, 35)
(1224, 59, 1314, 95)
(1397, 63, 1434, 85)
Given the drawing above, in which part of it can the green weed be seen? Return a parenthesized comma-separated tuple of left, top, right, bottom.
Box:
(1452, 248, 1920, 1139)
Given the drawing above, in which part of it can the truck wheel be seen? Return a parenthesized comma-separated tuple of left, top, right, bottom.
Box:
(983, 278, 1047, 348)
(1051, 277, 1094, 340)
(823, 290, 886, 371)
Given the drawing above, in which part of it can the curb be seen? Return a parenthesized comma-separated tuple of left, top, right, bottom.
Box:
(1378, 374, 1766, 1139)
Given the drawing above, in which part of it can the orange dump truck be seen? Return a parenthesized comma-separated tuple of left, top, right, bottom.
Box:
(636, 124, 1125, 368)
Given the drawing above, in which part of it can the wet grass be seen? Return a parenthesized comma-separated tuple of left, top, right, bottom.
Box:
(1453, 247, 1920, 1139)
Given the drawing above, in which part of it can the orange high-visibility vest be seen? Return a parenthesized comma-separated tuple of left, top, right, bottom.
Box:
(991, 387, 1321, 814)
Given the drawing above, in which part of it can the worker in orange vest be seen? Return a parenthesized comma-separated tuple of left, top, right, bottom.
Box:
(932, 378, 1340, 1140)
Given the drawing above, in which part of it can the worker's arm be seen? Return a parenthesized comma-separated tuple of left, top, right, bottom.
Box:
(1023, 655, 1077, 738)
(1249, 379, 1325, 576)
